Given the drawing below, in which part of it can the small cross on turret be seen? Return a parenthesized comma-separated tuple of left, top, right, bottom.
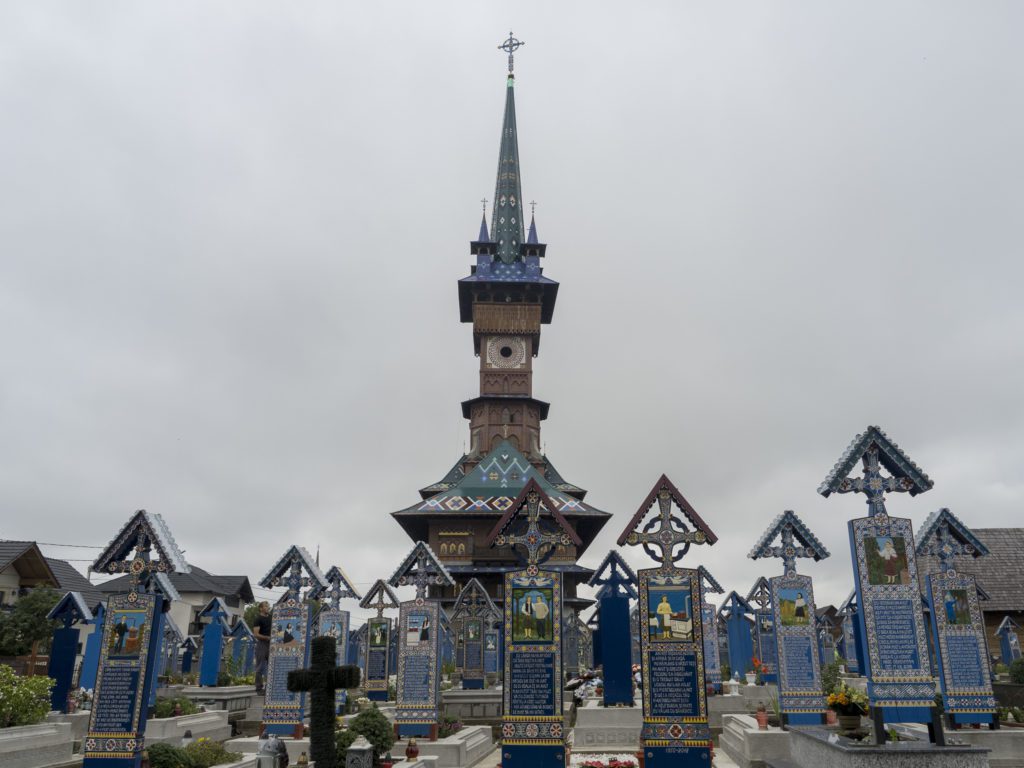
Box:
(498, 31, 525, 74)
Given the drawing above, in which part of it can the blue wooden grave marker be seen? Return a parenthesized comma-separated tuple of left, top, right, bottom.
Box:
(997, 617, 1021, 666)
(837, 590, 864, 674)
(488, 478, 581, 768)
(47, 592, 93, 713)
(917, 507, 998, 727)
(311, 564, 361, 713)
(816, 614, 836, 669)
(145, 575, 181, 708)
(82, 510, 189, 768)
(749, 509, 829, 725)
(161, 615, 184, 677)
(586, 609, 602, 671)
(746, 576, 778, 684)
(229, 620, 255, 676)
(588, 550, 638, 706)
(618, 474, 717, 768)
(721, 591, 754, 682)
(198, 597, 231, 686)
(181, 637, 198, 674)
(484, 629, 500, 674)
(348, 624, 365, 667)
(389, 541, 454, 739)
(358, 579, 400, 702)
(258, 545, 329, 738)
(79, 602, 106, 692)
(819, 426, 944, 744)
(698, 566, 724, 694)
(450, 578, 500, 690)
(577, 615, 593, 670)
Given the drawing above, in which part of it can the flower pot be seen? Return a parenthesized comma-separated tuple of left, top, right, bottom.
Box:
(406, 738, 420, 760)
(837, 714, 861, 732)
(755, 711, 769, 729)
(825, 709, 837, 725)
(745, 673, 757, 685)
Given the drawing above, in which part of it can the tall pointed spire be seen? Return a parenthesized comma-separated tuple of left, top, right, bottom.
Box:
(492, 33, 526, 264)
(477, 198, 490, 242)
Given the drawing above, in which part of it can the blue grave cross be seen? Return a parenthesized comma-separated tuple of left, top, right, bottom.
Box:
(259, 545, 329, 603)
(92, 509, 190, 598)
(588, 551, 638, 600)
(359, 579, 401, 618)
(312, 566, 362, 610)
(915, 508, 988, 575)
(748, 510, 830, 576)
(746, 577, 772, 610)
(389, 541, 454, 602)
(698, 565, 724, 596)
(617, 475, 717, 568)
(451, 578, 500, 623)
(488, 479, 580, 574)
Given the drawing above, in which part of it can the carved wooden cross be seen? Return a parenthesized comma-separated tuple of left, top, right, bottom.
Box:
(398, 548, 447, 601)
(757, 523, 816, 577)
(288, 636, 361, 767)
(835, 445, 915, 518)
(361, 580, 399, 619)
(494, 488, 571, 568)
(625, 489, 707, 567)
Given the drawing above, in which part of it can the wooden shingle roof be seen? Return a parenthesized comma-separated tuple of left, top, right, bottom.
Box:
(916, 527, 1024, 612)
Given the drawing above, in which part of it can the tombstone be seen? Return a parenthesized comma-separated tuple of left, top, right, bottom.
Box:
(487, 478, 579, 768)
(721, 592, 754, 681)
(348, 623, 366, 667)
(577, 616, 593, 670)
(746, 576, 778, 684)
(698, 566, 724, 694)
(484, 628, 500, 675)
(82, 510, 189, 768)
(819, 426, 944, 744)
(358, 579, 400, 702)
(586, 609, 602, 671)
(79, 602, 106, 692)
(161, 615, 184, 677)
(389, 541, 455, 739)
(46, 592, 93, 712)
(449, 578, 499, 690)
(563, 608, 581, 677)
(181, 636, 198, 674)
(229, 620, 255, 676)
(748, 510, 829, 725)
(311, 564, 362, 714)
(917, 508, 998, 727)
(997, 617, 1022, 666)
(837, 590, 864, 674)
(144, 576, 182, 708)
(618, 474, 717, 768)
(198, 597, 232, 686)
(258, 545, 329, 738)
(629, 604, 641, 666)
(587, 551, 638, 706)
(816, 614, 837, 670)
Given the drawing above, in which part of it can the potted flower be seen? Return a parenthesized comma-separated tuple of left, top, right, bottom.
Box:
(755, 704, 769, 729)
(745, 659, 758, 686)
(827, 683, 868, 732)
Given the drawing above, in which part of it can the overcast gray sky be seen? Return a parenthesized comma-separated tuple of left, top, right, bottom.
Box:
(1, 3, 1021, 620)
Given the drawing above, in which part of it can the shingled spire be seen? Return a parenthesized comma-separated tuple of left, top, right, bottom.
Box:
(490, 65, 526, 263)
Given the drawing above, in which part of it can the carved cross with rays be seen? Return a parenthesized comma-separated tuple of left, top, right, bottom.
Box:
(625, 489, 708, 568)
(835, 445, 916, 518)
(398, 548, 448, 601)
(361, 580, 399, 620)
(753, 522, 817, 577)
(921, 519, 977, 574)
(494, 488, 572, 571)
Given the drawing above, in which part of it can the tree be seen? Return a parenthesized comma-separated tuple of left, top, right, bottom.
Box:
(0, 589, 61, 656)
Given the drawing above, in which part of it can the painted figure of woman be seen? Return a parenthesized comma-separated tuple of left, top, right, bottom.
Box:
(520, 596, 534, 639)
(794, 593, 807, 621)
(880, 538, 900, 583)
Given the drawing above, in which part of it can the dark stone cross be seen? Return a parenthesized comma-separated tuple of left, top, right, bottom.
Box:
(288, 636, 361, 768)
(625, 489, 707, 567)
(835, 445, 915, 518)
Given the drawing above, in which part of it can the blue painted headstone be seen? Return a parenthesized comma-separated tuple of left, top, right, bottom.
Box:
(838, 590, 864, 674)
(358, 580, 400, 702)
(229, 620, 255, 676)
(588, 551, 638, 706)
(311, 564, 361, 713)
(917, 508, 997, 726)
(618, 475, 717, 768)
(258, 545, 329, 738)
(82, 509, 189, 768)
(198, 598, 231, 686)
(47, 592, 93, 713)
(161, 616, 184, 677)
(721, 592, 754, 682)
(390, 541, 455, 738)
(746, 577, 777, 684)
(699, 567, 724, 694)
(450, 578, 499, 690)
(997, 617, 1022, 666)
(488, 479, 580, 768)
(749, 509, 830, 725)
(816, 615, 836, 670)
(819, 426, 942, 743)
(79, 603, 106, 692)
(484, 629, 500, 674)
(181, 637, 197, 674)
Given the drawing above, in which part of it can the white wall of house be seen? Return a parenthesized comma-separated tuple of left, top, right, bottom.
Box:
(0, 565, 21, 606)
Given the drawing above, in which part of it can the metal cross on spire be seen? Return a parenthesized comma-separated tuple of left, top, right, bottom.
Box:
(498, 31, 525, 74)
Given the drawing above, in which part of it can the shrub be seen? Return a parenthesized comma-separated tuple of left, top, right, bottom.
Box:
(0, 664, 54, 727)
(153, 696, 199, 719)
(147, 742, 191, 768)
(1009, 658, 1024, 685)
(821, 660, 842, 696)
(339, 705, 395, 766)
(146, 738, 241, 768)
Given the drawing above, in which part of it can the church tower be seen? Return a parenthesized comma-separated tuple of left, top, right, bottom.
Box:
(393, 36, 609, 612)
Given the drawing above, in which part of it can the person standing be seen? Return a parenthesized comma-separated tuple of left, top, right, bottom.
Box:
(252, 602, 271, 695)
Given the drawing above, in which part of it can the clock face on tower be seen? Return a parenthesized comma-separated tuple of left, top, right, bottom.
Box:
(485, 336, 527, 369)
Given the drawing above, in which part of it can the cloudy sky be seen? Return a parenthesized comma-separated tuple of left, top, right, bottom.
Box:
(1, 3, 1021, 620)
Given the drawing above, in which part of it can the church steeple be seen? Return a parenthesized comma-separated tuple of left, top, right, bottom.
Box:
(491, 34, 526, 264)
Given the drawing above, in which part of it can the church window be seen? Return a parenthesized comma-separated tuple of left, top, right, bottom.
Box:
(458, 543, 466, 555)
(440, 543, 448, 556)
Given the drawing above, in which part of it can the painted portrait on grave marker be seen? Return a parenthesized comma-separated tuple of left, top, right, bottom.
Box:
(406, 612, 431, 647)
(466, 619, 481, 641)
(646, 584, 694, 642)
(273, 617, 302, 648)
(759, 615, 774, 634)
(864, 535, 909, 585)
(108, 609, 148, 658)
(512, 587, 553, 642)
(485, 634, 497, 651)
(321, 618, 346, 642)
(369, 618, 388, 648)
(943, 589, 971, 626)
(778, 588, 811, 626)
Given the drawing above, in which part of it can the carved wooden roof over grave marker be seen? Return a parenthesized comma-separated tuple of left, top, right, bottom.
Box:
(310, 565, 363, 608)
(720, 591, 754, 619)
(359, 579, 402, 618)
(915, 508, 989, 574)
(486, 477, 580, 570)
(748, 510, 830, 576)
(818, 426, 933, 517)
(997, 616, 1020, 635)
(746, 577, 772, 610)
(199, 597, 232, 632)
(698, 566, 724, 595)
(47, 591, 93, 624)
(163, 614, 184, 644)
(588, 550, 638, 600)
(230, 619, 253, 640)
(259, 545, 330, 602)
(388, 541, 454, 601)
(838, 589, 857, 614)
(92, 510, 190, 595)
(449, 578, 500, 623)
(617, 474, 717, 567)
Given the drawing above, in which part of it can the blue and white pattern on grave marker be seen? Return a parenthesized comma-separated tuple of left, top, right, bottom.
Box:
(997, 617, 1022, 666)
(450, 578, 499, 689)
(48, 592, 93, 712)
(700, 567, 725, 693)
(617, 475, 717, 768)
(311, 564, 361, 712)
(720, 592, 754, 683)
(819, 426, 938, 728)
(746, 577, 777, 684)
(359, 580, 400, 701)
(80, 602, 106, 692)
(161, 615, 184, 676)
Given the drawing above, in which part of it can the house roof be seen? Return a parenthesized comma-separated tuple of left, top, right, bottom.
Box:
(916, 528, 1024, 612)
(99, 564, 254, 603)
(45, 557, 106, 607)
(0, 540, 59, 587)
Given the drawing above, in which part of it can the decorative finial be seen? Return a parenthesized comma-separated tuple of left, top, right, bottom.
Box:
(481, 197, 488, 214)
(498, 31, 524, 75)
(530, 200, 537, 216)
